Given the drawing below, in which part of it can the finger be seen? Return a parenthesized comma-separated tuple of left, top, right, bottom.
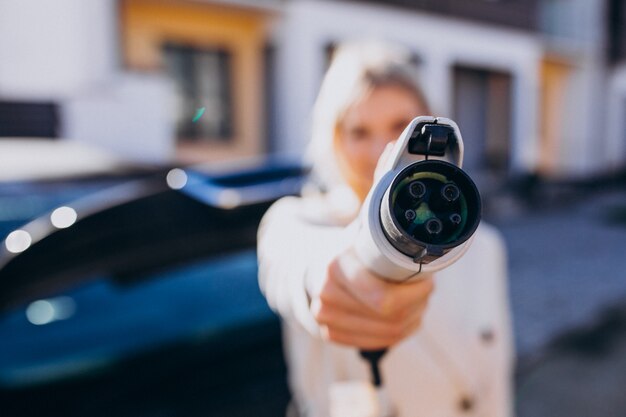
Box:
(381, 276, 435, 316)
(331, 252, 388, 313)
(339, 270, 432, 319)
(321, 305, 427, 350)
(312, 300, 406, 340)
(321, 326, 397, 350)
(329, 254, 387, 315)
(332, 251, 434, 319)
(400, 303, 428, 338)
(319, 268, 390, 320)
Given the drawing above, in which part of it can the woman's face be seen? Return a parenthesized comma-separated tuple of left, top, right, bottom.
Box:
(335, 84, 427, 201)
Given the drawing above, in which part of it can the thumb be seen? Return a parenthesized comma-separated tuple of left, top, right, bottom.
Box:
(335, 249, 388, 312)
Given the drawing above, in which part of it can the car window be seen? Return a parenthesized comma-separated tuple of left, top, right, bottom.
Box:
(0, 249, 272, 388)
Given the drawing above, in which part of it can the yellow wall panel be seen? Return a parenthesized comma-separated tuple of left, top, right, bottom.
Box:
(120, 0, 272, 162)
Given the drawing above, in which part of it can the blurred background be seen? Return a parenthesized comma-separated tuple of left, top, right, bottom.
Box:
(0, 0, 625, 416)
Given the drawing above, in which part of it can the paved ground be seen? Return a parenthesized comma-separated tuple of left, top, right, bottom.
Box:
(515, 305, 626, 417)
(486, 183, 626, 417)
(489, 187, 626, 356)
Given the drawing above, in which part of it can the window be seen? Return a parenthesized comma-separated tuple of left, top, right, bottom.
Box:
(162, 43, 233, 142)
(121, 0, 268, 161)
(0, 101, 60, 138)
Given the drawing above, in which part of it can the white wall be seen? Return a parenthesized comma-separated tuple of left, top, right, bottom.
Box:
(567, 0, 611, 176)
(0, 0, 177, 163)
(64, 74, 176, 163)
(539, 0, 623, 176)
(0, 0, 117, 99)
(606, 64, 626, 169)
(274, 0, 542, 174)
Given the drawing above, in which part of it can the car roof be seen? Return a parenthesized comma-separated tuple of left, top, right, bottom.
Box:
(0, 157, 307, 310)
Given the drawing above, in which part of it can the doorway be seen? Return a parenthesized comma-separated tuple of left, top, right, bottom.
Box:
(452, 66, 512, 177)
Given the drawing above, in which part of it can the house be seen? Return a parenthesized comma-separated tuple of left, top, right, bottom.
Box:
(0, 0, 622, 181)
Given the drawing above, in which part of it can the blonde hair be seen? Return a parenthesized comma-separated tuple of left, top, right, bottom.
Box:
(304, 40, 430, 193)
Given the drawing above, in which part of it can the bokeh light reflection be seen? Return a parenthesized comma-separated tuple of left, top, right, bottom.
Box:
(5, 230, 32, 253)
(166, 168, 188, 190)
(51, 206, 78, 229)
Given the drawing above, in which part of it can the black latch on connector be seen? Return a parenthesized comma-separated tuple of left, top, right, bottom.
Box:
(408, 123, 456, 157)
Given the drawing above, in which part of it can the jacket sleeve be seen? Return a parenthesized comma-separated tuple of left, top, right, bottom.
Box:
(257, 196, 350, 336)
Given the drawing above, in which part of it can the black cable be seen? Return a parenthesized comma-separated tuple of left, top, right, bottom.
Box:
(359, 349, 387, 387)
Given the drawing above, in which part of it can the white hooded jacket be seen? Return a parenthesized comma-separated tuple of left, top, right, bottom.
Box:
(257, 191, 514, 417)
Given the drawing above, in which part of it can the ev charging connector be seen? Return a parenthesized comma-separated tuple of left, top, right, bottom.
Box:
(353, 116, 481, 416)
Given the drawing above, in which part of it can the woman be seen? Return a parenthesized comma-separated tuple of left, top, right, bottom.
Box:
(258, 41, 514, 417)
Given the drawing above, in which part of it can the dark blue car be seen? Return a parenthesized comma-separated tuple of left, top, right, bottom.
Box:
(0, 159, 306, 417)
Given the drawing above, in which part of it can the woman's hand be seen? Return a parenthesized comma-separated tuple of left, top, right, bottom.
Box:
(310, 249, 434, 350)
